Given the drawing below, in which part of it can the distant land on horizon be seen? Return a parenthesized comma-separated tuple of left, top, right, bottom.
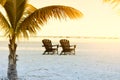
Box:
(39, 36, 120, 39)
(0, 36, 119, 39)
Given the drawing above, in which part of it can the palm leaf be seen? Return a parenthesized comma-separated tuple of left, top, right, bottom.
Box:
(0, 12, 10, 37)
(103, 0, 120, 7)
(104, 0, 120, 3)
(24, 4, 37, 16)
(17, 5, 83, 38)
(0, 0, 6, 6)
(18, 4, 37, 26)
(15, 4, 37, 39)
(4, 0, 26, 28)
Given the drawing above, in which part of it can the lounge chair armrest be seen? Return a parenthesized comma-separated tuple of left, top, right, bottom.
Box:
(52, 44, 59, 48)
(59, 45, 62, 47)
(70, 45, 76, 48)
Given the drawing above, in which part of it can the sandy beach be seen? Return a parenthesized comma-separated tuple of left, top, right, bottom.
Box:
(0, 37, 120, 80)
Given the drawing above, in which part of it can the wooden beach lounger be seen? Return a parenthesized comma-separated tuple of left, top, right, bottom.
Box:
(59, 39, 76, 55)
(42, 39, 59, 55)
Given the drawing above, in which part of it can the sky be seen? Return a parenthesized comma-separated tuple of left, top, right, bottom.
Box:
(2, 0, 120, 38)
(28, 0, 120, 37)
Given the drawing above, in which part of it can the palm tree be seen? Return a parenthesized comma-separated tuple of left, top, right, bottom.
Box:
(0, 0, 83, 79)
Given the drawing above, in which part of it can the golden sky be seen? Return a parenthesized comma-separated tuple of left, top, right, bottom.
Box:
(6, 0, 120, 37)
(29, 0, 120, 37)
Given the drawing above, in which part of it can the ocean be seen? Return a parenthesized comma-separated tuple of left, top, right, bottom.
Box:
(0, 36, 120, 80)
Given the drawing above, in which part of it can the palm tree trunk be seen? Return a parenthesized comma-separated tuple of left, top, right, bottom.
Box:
(7, 39, 18, 80)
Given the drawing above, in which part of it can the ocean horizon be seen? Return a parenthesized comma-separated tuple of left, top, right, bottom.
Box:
(0, 36, 120, 41)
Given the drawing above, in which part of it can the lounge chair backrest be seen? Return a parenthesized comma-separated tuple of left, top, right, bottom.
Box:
(60, 39, 70, 50)
(42, 39, 52, 50)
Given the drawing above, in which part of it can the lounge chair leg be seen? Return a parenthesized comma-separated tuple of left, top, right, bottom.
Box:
(73, 52, 75, 55)
(69, 52, 71, 55)
(52, 51, 55, 55)
(64, 52, 67, 55)
(43, 52, 46, 55)
(57, 50, 58, 54)
(74, 50, 75, 55)
(60, 52, 63, 55)
(47, 52, 49, 55)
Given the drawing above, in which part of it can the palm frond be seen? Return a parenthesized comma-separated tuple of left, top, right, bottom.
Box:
(4, 0, 27, 28)
(104, 0, 120, 3)
(0, 12, 10, 37)
(18, 4, 37, 26)
(0, 0, 6, 6)
(16, 4, 37, 39)
(103, 0, 120, 7)
(24, 4, 37, 15)
(17, 5, 83, 38)
(16, 17, 41, 39)
(36, 5, 83, 20)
